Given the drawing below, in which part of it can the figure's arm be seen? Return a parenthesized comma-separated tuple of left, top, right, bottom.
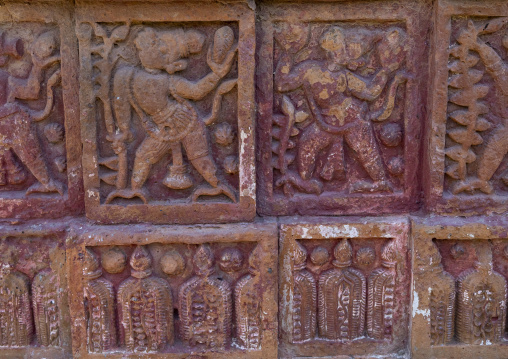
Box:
(169, 72, 222, 101)
(274, 51, 306, 93)
(346, 68, 389, 101)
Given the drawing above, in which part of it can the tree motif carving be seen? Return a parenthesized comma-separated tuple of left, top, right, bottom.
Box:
(235, 245, 262, 349)
(273, 24, 409, 196)
(179, 244, 232, 349)
(118, 245, 173, 352)
(0, 261, 33, 347)
(367, 241, 396, 340)
(318, 239, 366, 340)
(32, 269, 60, 347)
(291, 241, 316, 343)
(83, 248, 116, 353)
(456, 243, 507, 344)
(0, 30, 63, 195)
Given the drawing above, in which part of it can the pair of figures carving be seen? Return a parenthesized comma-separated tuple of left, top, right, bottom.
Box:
(274, 25, 409, 195)
(0, 30, 62, 195)
(91, 24, 238, 204)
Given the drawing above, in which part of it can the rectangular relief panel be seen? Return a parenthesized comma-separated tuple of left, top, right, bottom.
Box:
(67, 221, 277, 358)
(279, 218, 410, 358)
(411, 216, 508, 359)
(0, 2, 82, 219)
(426, 0, 508, 214)
(77, 0, 255, 224)
(257, 0, 430, 216)
(0, 223, 71, 359)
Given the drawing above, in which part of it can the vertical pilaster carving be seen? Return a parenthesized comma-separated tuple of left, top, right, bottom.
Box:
(318, 239, 366, 340)
(32, 270, 59, 346)
(83, 248, 116, 353)
(291, 242, 316, 343)
(180, 244, 232, 349)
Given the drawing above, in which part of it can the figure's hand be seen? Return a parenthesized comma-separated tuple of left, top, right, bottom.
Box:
(207, 44, 237, 78)
(394, 71, 412, 84)
(47, 69, 61, 88)
(456, 21, 479, 50)
(32, 53, 61, 69)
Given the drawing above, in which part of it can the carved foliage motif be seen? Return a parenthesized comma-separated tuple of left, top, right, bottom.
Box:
(291, 238, 398, 343)
(0, 25, 65, 197)
(78, 22, 240, 204)
(445, 17, 508, 195)
(82, 243, 264, 353)
(272, 23, 408, 197)
(32, 270, 60, 347)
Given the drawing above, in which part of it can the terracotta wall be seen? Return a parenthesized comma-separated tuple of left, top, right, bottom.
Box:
(0, 0, 506, 358)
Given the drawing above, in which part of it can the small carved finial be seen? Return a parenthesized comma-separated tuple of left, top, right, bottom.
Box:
(102, 247, 127, 274)
(310, 246, 329, 266)
(293, 242, 308, 271)
(381, 242, 397, 268)
(333, 239, 352, 268)
(161, 250, 185, 276)
(356, 247, 376, 267)
(83, 248, 102, 279)
(130, 245, 152, 279)
(194, 244, 214, 276)
(219, 247, 243, 273)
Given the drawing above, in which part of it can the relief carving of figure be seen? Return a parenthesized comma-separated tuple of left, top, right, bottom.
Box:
(0, 257, 33, 347)
(291, 242, 316, 343)
(117, 245, 173, 352)
(274, 25, 408, 196)
(83, 248, 116, 353)
(179, 244, 232, 349)
(32, 269, 60, 347)
(318, 239, 366, 340)
(0, 30, 63, 195)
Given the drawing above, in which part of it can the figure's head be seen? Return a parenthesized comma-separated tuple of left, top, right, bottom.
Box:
(135, 28, 167, 70)
(319, 27, 348, 68)
(32, 32, 57, 59)
(378, 28, 406, 72)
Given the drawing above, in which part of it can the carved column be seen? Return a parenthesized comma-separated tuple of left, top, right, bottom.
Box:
(179, 244, 232, 349)
(118, 245, 173, 352)
(83, 248, 116, 353)
(318, 239, 366, 340)
(32, 269, 60, 346)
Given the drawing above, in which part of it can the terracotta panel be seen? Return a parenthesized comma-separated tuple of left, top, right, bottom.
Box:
(278, 217, 410, 358)
(67, 220, 278, 358)
(77, 0, 256, 224)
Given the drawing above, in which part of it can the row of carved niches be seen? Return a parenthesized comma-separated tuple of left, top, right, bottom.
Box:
(82, 243, 267, 354)
(0, 236, 69, 354)
(420, 239, 508, 346)
(0, 25, 65, 196)
(289, 239, 400, 344)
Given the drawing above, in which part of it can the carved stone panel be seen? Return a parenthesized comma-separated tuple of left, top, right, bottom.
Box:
(67, 222, 277, 358)
(279, 218, 410, 358)
(426, 0, 508, 214)
(77, 1, 255, 224)
(257, 1, 429, 216)
(0, 3, 82, 219)
(411, 217, 508, 359)
(0, 223, 70, 358)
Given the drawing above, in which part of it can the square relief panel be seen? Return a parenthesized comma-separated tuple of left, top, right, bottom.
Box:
(0, 3, 82, 219)
(412, 217, 508, 359)
(0, 223, 70, 359)
(426, 0, 508, 214)
(77, 1, 255, 224)
(67, 222, 277, 358)
(257, 1, 429, 216)
(279, 218, 410, 358)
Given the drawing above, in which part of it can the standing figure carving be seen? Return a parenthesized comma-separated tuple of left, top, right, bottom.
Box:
(456, 243, 507, 344)
(291, 242, 316, 343)
(0, 30, 63, 195)
(32, 269, 60, 346)
(83, 248, 116, 353)
(0, 259, 32, 347)
(367, 242, 396, 340)
(118, 245, 173, 352)
(318, 239, 366, 340)
(179, 244, 232, 349)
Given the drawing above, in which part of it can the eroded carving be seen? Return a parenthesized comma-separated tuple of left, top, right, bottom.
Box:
(318, 239, 366, 340)
(291, 242, 316, 343)
(118, 245, 173, 352)
(83, 248, 116, 353)
(179, 244, 232, 349)
(101, 247, 127, 274)
(160, 250, 185, 276)
(273, 24, 408, 196)
(32, 269, 59, 347)
(219, 247, 243, 273)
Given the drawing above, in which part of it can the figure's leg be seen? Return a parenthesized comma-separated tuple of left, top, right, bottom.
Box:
(297, 122, 333, 180)
(131, 136, 171, 190)
(343, 120, 392, 193)
(4, 149, 26, 185)
(320, 137, 345, 181)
